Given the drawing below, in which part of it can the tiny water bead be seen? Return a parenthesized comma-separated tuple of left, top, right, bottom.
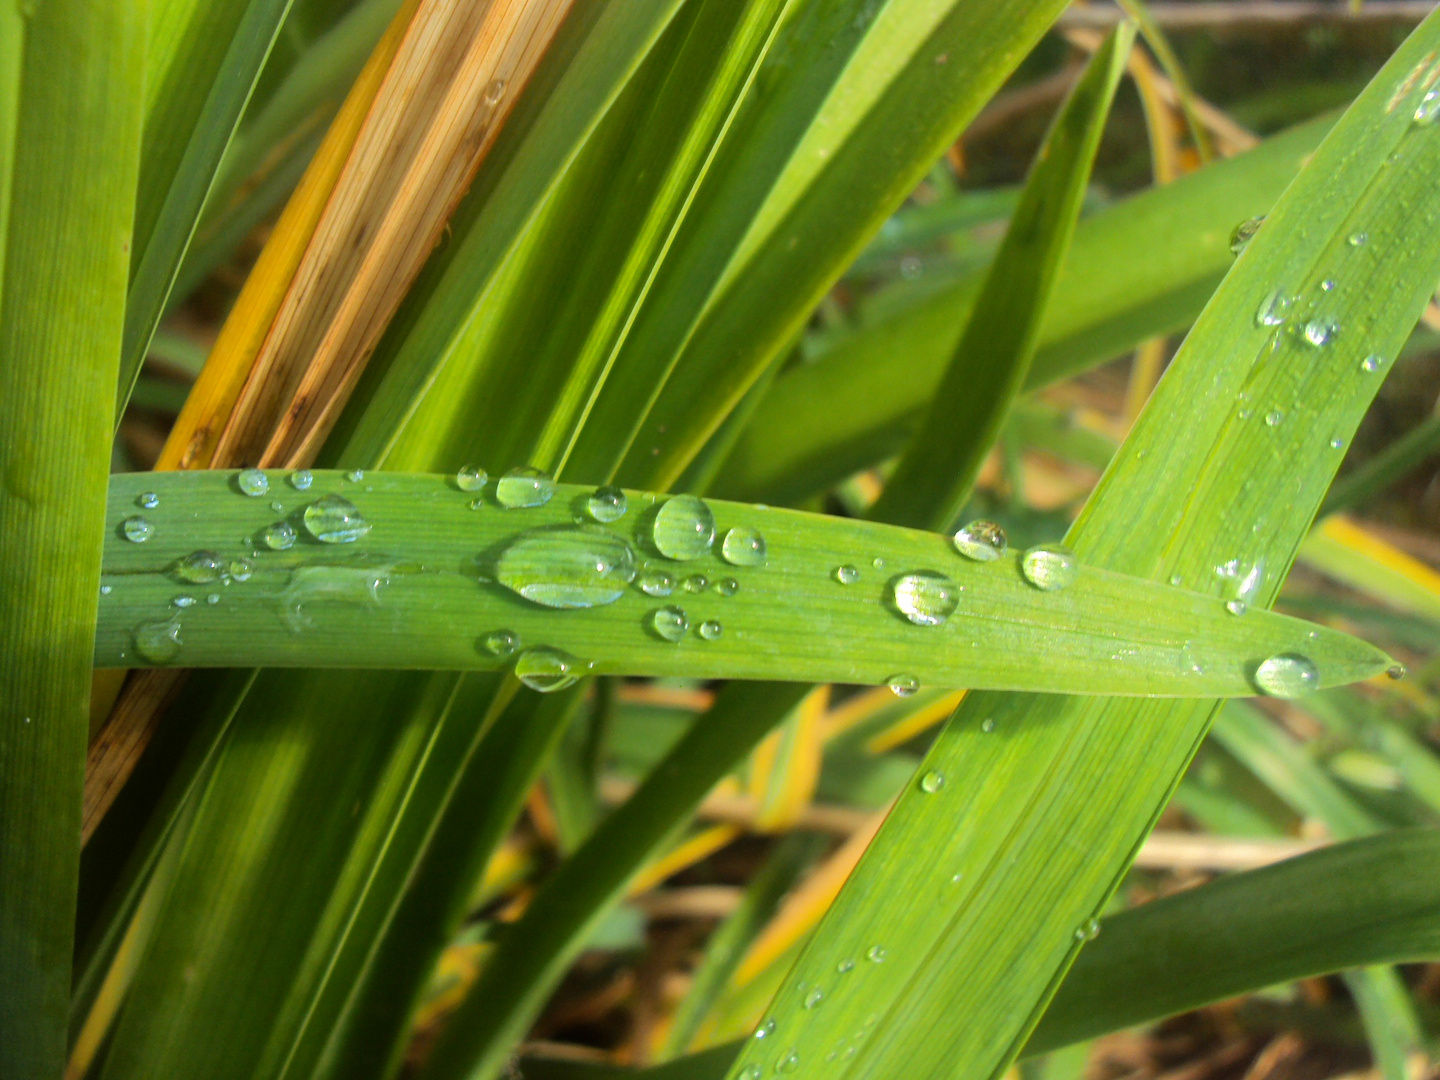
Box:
(172, 550, 225, 584)
(777, 1051, 800, 1074)
(172, 595, 198, 609)
(99, 584, 112, 596)
(229, 556, 254, 582)
(1264, 410, 1283, 427)
(952, 519, 1007, 562)
(1225, 599, 1248, 616)
(1300, 318, 1338, 347)
(1074, 917, 1101, 942)
(496, 525, 637, 608)
(834, 564, 860, 585)
(651, 494, 715, 560)
(1348, 231, 1368, 247)
(720, 526, 766, 567)
(1388, 663, 1408, 681)
(739, 1067, 762, 1080)
(237, 468, 270, 497)
(1415, 88, 1440, 124)
(303, 494, 371, 543)
(207, 593, 220, 605)
(866, 944, 887, 963)
(1228, 215, 1264, 256)
(684, 573, 709, 593)
(1254, 289, 1292, 328)
(346, 469, 365, 482)
(1253, 653, 1319, 698)
(716, 577, 739, 597)
(290, 469, 313, 491)
(1361, 353, 1385, 373)
(981, 717, 995, 733)
(651, 606, 689, 643)
(755, 1020, 776, 1040)
(1021, 543, 1077, 591)
(270, 500, 285, 514)
(456, 465, 488, 493)
(483, 629, 520, 657)
(804, 988, 824, 1009)
(890, 571, 960, 626)
(919, 770, 945, 794)
(136, 491, 159, 509)
(495, 466, 555, 509)
(1320, 278, 1336, 292)
(886, 673, 919, 697)
(698, 619, 722, 641)
(263, 521, 297, 550)
(513, 646, 583, 693)
(484, 76, 507, 105)
(1330, 437, 1345, 450)
(637, 570, 675, 597)
(134, 617, 183, 664)
(122, 515, 154, 543)
(587, 485, 627, 523)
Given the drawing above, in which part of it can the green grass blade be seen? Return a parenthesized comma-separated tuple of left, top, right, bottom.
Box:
(0, 2, 145, 1074)
(716, 13, 1440, 1080)
(1343, 966, 1427, 1080)
(869, 25, 1132, 530)
(716, 117, 1332, 506)
(119, 0, 295, 416)
(95, 470, 1387, 695)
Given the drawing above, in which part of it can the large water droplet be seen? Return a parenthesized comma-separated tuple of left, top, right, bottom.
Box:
(137, 491, 159, 509)
(262, 522, 296, 550)
(456, 465, 488, 493)
(237, 468, 270, 497)
(496, 525, 636, 609)
(1301, 318, 1338, 347)
(513, 646, 583, 693)
(1253, 653, 1319, 698)
(484, 629, 519, 657)
(651, 605, 689, 643)
(290, 469, 313, 491)
(721, 527, 766, 567)
(134, 616, 182, 663)
(587, 485, 627, 523)
(1254, 290, 1292, 327)
(1021, 544, 1077, 591)
(887, 673, 918, 697)
(122, 515, 154, 543)
(280, 559, 391, 631)
(953, 519, 1007, 562)
(890, 571, 959, 626)
(698, 619, 722, 641)
(496, 466, 555, 509)
(652, 495, 715, 560)
(637, 570, 674, 597)
(1229, 215, 1264, 256)
(835, 564, 859, 585)
(303, 494, 371, 544)
(919, 770, 945, 794)
(172, 550, 225, 584)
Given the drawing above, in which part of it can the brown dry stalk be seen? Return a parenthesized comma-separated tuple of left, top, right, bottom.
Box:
(214, 0, 575, 469)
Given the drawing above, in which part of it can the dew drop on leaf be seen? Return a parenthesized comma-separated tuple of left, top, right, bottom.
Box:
(496, 466, 555, 508)
(834, 564, 859, 585)
(237, 468, 269, 497)
(919, 770, 945, 794)
(1415, 88, 1440, 124)
(172, 595, 197, 609)
(837, 959, 854, 973)
(887, 673, 918, 697)
(720, 526, 766, 566)
(263, 522, 297, 550)
(981, 718, 995, 733)
(1020, 544, 1077, 591)
(651, 606, 688, 643)
(804, 988, 824, 1009)
(514, 646, 583, 693)
(134, 616, 182, 663)
(716, 577, 739, 597)
(952, 519, 1007, 561)
(652, 495, 715, 560)
(456, 465, 488, 493)
(1361, 353, 1384, 373)
(866, 944, 887, 963)
(496, 525, 636, 609)
(1264, 410, 1283, 427)
(1225, 599, 1248, 616)
(637, 570, 674, 597)
(755, 1020, 776, 1040)
(890, 571, 960, 626)
(777, 1050, 799, 1074)
(1253, 653, 1319, 698)
(137, 491, 159, 509)
(290, 469, 313, 491)
(483, 629, 519, 657)
(1301, 319, 1338, 346)
(1253, 289, 1292, 327)
(122, 515, 154, 543)
(698, 619, 722, 641)
(1348, 231, 1368, 247)
(229, 556, 254, 582)
(303, 494, 371, 544)
(1228, 215, 1264, 256)
(172, 551, 225, 584)
(684, 573, 709, 594)
(587, 485, 627, 523)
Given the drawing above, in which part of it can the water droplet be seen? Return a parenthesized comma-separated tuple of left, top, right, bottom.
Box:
(716, 577, 739, 597)
(134, 616, 182, 663)
(514, 646, 583, 693)
(834, 564, 859, 585)
(237, 468, 269, 496)
(837, 959, 855, 974)
(740, 1067, 762, 1080)
(755, 1020, 776, 1040)
(99, 584, 113, 596)
(637, 570, 674, 597)
(887, 673, 919, 697)
(952, 519, 1007, 562)
(468, 498, 485, 511)
(484, 77, 507, 105)
(587, 485, 627, 523)
(652, 495, 715, 560)
(651, 606, 689, 643)
(776, 1050, 799, 1073)
(1320, 278, 1337, 292)
(1253, 653, 1319, 698)
(1361, 353, 1384, 373)
(229, 557, 254, 582)
(919, 770, 945, 794)
(1348, 231, 1368, 247)
(1387, 663, 1408, 681)
(270, 500, 285, 513)
(172, 550, 225, 584)
(346, 469, 365, 483)
(1168, 573, 1182, 586)
(206, 593, 220, 605)
(1226, 599, 1248, 616)
(698, 620, 722, 641)
(1415, 88, 1440, 124)
(804, 988, 824, 1009)
(496, 466, 555, 509)
(122, 515, 154, 543)
(899, 255, 923, 279)
(981, 718, 995, 733)
(684, 573, 709, 593)
(1237, 407, 1252, 421)
(1265, 409, 1284, 427)
(871, 556, 885, 569)
(1301, 319, 1338, 346)
(290, 469, 313, 491)
(1074, 917, 1101, 942)
(866, 945, 887, 963)
(303, 494, 371, 544)
(721, 527, 766, 567)
(137, 491, 159, 509)
(1254, 289, 1292, 327)
(496, 525, 636, 608)
(484, 629, 519, 657)
(1330, 436, 1345, 450)
(890, 571, 960, 626)
(456, 465, 488, 493)
(1021, 544, 1077, 591)
(263, 521, 297, 550)
(1229, 215, 1264, 256)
